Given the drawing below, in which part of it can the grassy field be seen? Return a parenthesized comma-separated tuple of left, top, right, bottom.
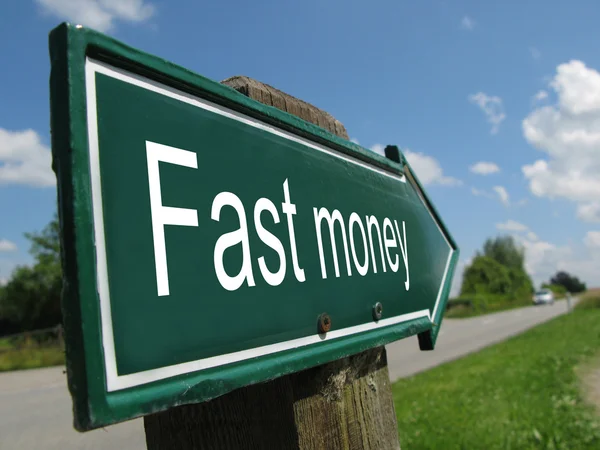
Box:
(0, 334, 65, 372)
(575, 288, 600, 310)
(0, 337, 11, 350)
(0, 346, 64, 371)
(394, 308, 600, 449)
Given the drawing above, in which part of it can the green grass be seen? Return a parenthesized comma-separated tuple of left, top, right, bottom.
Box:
(576, 296, 600, 311)
(394, 309, 600, 449)
(0, 346, 65, 371)
(0, 337, 11, 350)
(575, 290, 600, 311)
(0, 335, 65, 372)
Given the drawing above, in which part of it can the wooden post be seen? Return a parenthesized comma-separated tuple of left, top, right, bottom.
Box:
(143, 77, 401, 450)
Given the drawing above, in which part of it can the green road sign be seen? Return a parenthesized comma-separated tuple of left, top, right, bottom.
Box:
(49, 23, 459, 431)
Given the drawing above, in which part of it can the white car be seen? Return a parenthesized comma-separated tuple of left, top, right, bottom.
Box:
(533, 289, 554, 305)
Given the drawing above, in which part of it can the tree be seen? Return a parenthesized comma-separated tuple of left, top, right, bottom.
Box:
(460, 256, 512, 296)
(461, 235, 534, 300)
(541, 283, 567, 296)
(24, 216, 60, 270)
(507, 266, 534, 299)
(480, 235, 525, 271)
(0, 215, 62, 331)
(549, 271, 586, 294)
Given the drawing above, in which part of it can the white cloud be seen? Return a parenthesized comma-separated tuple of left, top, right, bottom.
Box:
(461, 16, 475, 31)
(522, 231, 600, 289)
(471, 187, 491, 198)
(0, 277, 6, 287)
(36, 0, 155, 32)
(527, 231, 539, 241)
(350, 138, 360, 145)
(577, 202, 600, 223)
(584, 231, 600, 248)
(551, 60, 600, 114)
(533, 90, 548, 102)
(529, 47, 541, 60)
(470, 161, 500, 175)
(370, 144, 385, 156)
(369, 145, 461, 186)
(522, 60, 600, 223)
(0, 240, 17, 252)
(0, 258, 19, 285)
(469, 92, 506, 134)
(493, 185, 510, 206)
(519, 237, 572, 286)
(496, 220, 528, 232)
(0, 129, 55, 187)
(404, 150, 462, 186)
(472, 186, 519, 207)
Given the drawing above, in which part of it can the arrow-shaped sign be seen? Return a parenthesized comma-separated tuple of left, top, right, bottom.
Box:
(50, 23, 459, 430)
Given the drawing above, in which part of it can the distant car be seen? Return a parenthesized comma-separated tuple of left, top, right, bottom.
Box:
(533, 289, 554, 305)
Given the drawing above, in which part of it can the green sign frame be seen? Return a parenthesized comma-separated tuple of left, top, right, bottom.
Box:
(49, 22, 459, 431)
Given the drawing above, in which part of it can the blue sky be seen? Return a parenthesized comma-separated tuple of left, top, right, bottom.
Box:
(1, 0, 600, 292)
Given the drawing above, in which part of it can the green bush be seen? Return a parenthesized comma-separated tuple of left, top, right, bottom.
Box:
(460, 255, 533, 300)
(459, 235, 535, 307)
(445, 293, 533, 318)
(445, 295, 480, 317)
(541, 283, 567, 297)
(460, 256, 512, 295)
(508, 267, 534, 299)
(446, 298, 474, 310)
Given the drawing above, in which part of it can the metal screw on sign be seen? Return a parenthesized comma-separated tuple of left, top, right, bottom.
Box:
(317, 313, 332, 334)
(372, 302, 383, 321)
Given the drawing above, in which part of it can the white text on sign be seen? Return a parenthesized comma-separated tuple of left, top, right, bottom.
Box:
(146, 141, 410, 296)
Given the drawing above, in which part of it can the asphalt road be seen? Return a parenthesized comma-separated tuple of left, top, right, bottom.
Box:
(0, 300, 573, 450)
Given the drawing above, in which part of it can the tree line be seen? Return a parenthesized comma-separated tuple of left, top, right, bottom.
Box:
(0, 216, 62, 335)
(459, 234, 586, 303)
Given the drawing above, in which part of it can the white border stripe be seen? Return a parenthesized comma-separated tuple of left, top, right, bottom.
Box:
(404, 169, 455, 322)
(431, 250, 453, 321)
(85, 61, 120, 387)
(111, 310, 431, 390)
(84, 58, 453, 392)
